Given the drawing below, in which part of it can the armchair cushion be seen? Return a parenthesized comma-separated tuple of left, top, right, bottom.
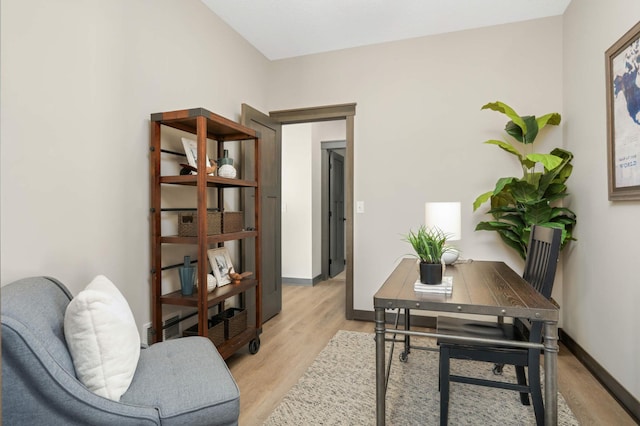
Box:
(64, 275, 140, 401)
(121, 337, 240, 426)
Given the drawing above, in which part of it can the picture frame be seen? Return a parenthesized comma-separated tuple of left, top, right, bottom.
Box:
(181, 137, 212, 173)
(207, 247, 235, 286)
(605, 21, 640, 200)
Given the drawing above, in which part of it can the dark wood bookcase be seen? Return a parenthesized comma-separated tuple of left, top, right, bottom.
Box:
(149, 107, 262, 359)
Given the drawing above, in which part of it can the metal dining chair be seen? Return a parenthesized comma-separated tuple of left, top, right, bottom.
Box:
(436, 225, 562, 426)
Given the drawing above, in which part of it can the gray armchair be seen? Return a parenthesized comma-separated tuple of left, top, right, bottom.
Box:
(1, 276, 240, 425)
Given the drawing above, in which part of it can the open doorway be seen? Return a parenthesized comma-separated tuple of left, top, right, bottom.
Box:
(281, 124, 346, 284)
(242, 103, 356, 321)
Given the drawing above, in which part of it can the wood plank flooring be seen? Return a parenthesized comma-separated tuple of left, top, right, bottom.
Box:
(227, 276, 636, 425)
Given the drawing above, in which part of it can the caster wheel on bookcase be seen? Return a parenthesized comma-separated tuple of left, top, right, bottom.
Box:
(249, 337, 261, 354)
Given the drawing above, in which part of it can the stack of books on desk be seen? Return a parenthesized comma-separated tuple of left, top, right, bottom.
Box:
(414, 276, 453, 294)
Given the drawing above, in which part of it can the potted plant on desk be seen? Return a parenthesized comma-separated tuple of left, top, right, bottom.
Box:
(404, 226, 452, 284)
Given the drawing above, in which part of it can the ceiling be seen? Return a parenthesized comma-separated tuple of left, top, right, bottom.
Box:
(201, 0, 571, 60)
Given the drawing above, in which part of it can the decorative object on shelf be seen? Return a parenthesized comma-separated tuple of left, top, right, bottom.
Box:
(179, 163, 217, 176)
(178, 211, 222, 237)
(183, 317, 225, 347)
(217, 149, 237, 178)
(229, 271, 253, 284)
(178, 256, 195, 296)
(473, 101, 576, 259)
(404, 226, 453, 284)
(605, 21, 640, 200)
(207, 273, 217, 292)
(425, 202, 461, 265)
(181, 137, 215, 175)
(414, 276, 453, 295)
(207, 247, 235, 286)
(219, 308, 247, 339)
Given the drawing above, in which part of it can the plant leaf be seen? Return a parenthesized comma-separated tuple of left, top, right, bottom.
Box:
(497, 230, 526, 259)
(492, 177, 516, 196)
(505, 120, 525, 143)
(523, 202, 553, 224)
(475, 221, 514, 231)
(525, 153, 563, 170)
(473, 191, 493, 211)
(509, 181, 540, 204)
(484, 139, 523, 160)
(505, 115, 538, 144)
(482, 101, 527, 134)
(537, 112, 561, 129)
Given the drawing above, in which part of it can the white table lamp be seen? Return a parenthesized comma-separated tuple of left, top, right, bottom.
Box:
(425, 202, 461, 264)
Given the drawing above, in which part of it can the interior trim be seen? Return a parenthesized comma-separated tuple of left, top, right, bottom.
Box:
(270, 103, 356, 123)
(270, 103, 356, 320)
(560, 329, 640, 423)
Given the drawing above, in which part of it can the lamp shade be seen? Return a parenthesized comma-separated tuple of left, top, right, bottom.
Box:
(425, 202, 461, 241)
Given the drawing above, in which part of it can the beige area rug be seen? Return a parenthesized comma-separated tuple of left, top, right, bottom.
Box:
(264, 330, 578, 425)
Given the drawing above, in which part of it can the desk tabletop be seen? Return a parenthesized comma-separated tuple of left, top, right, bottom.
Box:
(374, 258, 558, 322)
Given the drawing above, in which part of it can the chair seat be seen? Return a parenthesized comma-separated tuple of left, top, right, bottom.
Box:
(121, 337, 240, 426)
(437, 316, 521, 344)
(437, 316, 531, 366)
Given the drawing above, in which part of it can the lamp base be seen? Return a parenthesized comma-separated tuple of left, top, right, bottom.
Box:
(442, 250, 459, 265)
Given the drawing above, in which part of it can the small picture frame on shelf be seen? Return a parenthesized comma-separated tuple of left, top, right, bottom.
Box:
(181, 137, 212, 174)
(207, 247, 235, 286)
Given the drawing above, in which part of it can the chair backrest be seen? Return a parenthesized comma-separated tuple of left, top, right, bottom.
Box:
(1, 276, 77, 375)
(516, 225, 562, 343)
(522, 225, 562, 299)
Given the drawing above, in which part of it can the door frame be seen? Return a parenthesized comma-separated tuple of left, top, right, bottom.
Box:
(270, 103, 356, 320)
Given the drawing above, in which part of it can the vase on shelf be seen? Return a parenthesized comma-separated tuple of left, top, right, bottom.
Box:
(217, 149, 237, 178)
(178, 256, 195, 296)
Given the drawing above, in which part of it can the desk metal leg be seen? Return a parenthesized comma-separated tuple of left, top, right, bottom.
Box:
(375, 307, 386, 425)
(543, 321, 559, 426)
(404, 308, 411, 359)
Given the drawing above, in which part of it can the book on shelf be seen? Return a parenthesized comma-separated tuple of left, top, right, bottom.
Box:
(414, 276, 453, 294)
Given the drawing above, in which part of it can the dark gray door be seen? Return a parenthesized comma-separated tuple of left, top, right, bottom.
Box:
(329, 151, 345, 277)
(241, 104, 282, 323)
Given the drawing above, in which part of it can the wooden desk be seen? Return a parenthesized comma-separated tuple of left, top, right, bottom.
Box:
(374, 258, 560, 425)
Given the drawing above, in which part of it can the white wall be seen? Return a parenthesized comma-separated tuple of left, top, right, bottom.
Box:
(281, 120, 346, 281)
(563, 0, 640, 400)
(281, 123, 314, 279)
(267, 17, 564, 314)
(0, 0, 269, 332)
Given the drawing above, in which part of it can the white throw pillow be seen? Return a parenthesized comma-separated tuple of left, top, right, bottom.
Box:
(64, 275, 140, 401)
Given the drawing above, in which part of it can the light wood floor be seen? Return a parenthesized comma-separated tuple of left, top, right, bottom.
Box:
(227, 276, 636, 426)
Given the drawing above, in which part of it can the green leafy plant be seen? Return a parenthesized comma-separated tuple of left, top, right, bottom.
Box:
(473, 101, 577, 259)
(404, 226, 453, 264)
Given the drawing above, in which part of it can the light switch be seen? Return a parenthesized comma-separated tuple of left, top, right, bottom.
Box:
(356, 201, 365, 213)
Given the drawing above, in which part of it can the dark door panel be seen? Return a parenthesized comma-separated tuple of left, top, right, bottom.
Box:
(241, 104, 282, 322)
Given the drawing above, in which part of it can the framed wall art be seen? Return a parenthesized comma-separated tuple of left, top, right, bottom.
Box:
(207, 247, 235, 286)
(606, 21, 640, 200)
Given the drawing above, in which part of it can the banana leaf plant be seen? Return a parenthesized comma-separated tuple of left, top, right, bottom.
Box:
(473, 101, 577, 259)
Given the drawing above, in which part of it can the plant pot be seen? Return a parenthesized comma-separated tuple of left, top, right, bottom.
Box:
(419, 262, 443, 285)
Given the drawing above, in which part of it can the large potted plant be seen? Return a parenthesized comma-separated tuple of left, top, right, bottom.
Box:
(473, 101, 577, 259)
(405, 226, 452, 284)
